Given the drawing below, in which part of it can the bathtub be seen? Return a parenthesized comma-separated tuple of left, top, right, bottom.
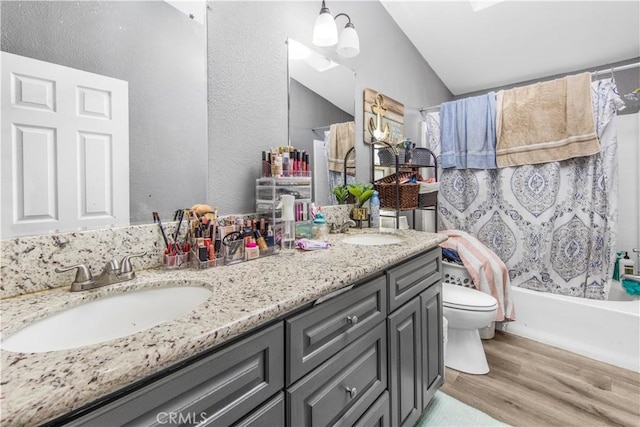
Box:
(500, 280, 640, 372)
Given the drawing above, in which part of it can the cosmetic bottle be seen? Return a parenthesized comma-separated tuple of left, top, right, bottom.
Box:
(278, 195, 296, 252)
(245, 240, 259, 260)
(620, 252, 635, 275)
(370, 190, 380, 229)
(312, 214, 329, 241)
(262, 151, 270, 177)
(283, 152, 290, 177)
(264, 225, 274, 247)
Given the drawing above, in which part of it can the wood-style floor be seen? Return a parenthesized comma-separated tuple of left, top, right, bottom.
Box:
(441, 331, 640, 427)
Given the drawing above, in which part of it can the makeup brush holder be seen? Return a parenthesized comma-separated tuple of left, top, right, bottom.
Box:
(224, 240, 246, 265)
(162, 252, 190, 269)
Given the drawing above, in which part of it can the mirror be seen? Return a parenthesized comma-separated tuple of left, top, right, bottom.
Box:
(287, 39, 356, 206)
(0, 0, 207, 238)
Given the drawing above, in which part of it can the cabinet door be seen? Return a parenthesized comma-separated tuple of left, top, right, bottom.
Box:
(231, 392, 285, 427)
(387, 250, 440, 313)
(387, 298, 422, 427)
(287, 322, 387, 427)
(66, 323, 284, 427)
(420, 283, 444, 410)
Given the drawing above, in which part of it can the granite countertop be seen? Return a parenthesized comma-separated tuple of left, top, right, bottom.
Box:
(0, 229, 447, 426)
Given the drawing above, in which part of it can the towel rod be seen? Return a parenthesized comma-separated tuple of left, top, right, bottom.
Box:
(592, 61, 640, 77)
(419, 61, 640, 113)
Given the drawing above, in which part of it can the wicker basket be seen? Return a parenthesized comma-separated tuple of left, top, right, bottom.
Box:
(374, 172, 420, 210)
(418, 191, 438, 208)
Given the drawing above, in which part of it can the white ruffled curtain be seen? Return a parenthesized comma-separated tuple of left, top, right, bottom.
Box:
(427, 80, 622, 299)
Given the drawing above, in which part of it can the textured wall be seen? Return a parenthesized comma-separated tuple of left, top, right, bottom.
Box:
(207, 1, 452, 214)
(1, 1, 208, 225)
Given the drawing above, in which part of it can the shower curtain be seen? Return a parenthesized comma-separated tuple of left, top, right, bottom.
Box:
(427, 80, 623, 299)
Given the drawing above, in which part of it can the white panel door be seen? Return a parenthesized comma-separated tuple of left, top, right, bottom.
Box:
(1, 52, 129, 238)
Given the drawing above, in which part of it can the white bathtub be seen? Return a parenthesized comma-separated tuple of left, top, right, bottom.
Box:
(501, 281, 640, 372)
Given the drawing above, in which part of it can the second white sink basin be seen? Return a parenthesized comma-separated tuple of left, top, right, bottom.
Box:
(1, 285, 212, 353)
(342, 234, 403, 246)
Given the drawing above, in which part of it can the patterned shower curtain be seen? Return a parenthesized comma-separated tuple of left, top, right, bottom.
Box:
(428, 80, 623, 299)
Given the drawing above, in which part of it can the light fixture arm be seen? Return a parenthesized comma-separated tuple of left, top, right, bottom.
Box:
(334, 12, 353, 26)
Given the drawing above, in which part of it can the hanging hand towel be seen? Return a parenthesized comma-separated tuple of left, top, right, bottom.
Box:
(327, 121, 355, 175)
(495, 72, 599, 167)
(439, 229, 515, 322)
(440, 93, 497, 169)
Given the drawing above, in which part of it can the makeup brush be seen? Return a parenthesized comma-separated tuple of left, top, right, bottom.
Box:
(153, 211, 169, 249)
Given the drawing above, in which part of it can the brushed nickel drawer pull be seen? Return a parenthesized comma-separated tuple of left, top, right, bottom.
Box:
(346, 387, 357, 398)
(347, 315, 359, 325)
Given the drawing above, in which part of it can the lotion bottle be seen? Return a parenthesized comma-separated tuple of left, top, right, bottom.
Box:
(620, 252, 635, 276)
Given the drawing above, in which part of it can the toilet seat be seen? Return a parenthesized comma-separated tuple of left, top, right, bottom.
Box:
(443, 283, 498, 312)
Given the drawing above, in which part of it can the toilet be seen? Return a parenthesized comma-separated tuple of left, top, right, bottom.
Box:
(442, 282, 498, 375)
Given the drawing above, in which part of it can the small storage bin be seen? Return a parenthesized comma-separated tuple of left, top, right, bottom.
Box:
(418, 182, 439, 208)
(162, 252, 190, 269)
(442, 260, 474, 288)
(190, 248, 219, 269)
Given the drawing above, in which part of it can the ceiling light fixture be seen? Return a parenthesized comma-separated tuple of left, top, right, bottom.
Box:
(312, 1, 360, 58)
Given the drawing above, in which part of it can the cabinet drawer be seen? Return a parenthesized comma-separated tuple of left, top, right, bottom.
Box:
(353, 390, 390, 427)
(286, 275, 386, 385)
(68, 323, 284, 427)
(287, 322, 387, 427)
(232, 392, 285, 427)
(387, 249, 440, 313)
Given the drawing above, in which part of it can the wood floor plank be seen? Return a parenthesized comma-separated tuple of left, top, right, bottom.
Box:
(441, 331, 640, 427)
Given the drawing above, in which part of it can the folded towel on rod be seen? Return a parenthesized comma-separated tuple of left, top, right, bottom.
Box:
(440, 92, 497, 170)
(495, 72, 599, 167)
(327, 121, 355, 175)
(439, 229, 515, 322)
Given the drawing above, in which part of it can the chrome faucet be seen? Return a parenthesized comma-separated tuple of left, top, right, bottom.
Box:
(329, 219, 357, 234)
(55, 253, 146, 292)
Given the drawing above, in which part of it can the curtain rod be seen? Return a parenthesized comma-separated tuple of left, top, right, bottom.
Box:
(420, 61, 640, 113)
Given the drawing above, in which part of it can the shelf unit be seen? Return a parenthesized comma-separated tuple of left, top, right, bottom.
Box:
(255, 177, 312, 244)
(371, 143, 438, 230)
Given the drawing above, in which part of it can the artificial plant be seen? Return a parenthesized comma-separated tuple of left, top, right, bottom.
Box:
(347, 183, 374, 208)
(331, 185, 350, 205)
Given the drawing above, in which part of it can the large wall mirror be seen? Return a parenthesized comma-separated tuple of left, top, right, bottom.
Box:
(0, 0, 207, 238)
(287, 38, 356, 206)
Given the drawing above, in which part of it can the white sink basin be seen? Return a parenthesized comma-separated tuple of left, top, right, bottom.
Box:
(1, 285, 212, 353)
(342, 234, 403, 246)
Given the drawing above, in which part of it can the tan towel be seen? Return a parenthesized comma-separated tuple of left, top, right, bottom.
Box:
(327, 121, 355, 175)
(496, 72, 599, 167)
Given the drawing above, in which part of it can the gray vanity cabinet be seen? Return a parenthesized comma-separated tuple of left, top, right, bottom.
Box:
(388, 297, 422, 427)
(59, 247, 442, 427)
(286, 275, 387, 385)
(287, 322, 387, 427)
(387, 249, 440, 312)
(420, 284, 444, 409)
(386, 250, 443, 427)
(65, 323, 284, 427)
(352, 391, 390, 427)
(232, 392, 285, 427)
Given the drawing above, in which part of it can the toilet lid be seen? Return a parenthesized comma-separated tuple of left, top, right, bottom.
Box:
(442, 283, 498, 312)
